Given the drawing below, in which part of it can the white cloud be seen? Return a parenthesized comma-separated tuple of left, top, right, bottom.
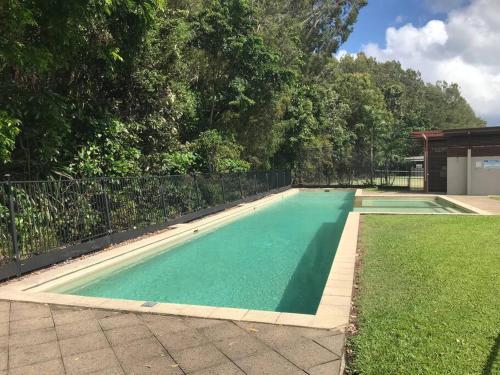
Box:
(361, 0, 500, 125)
(335, 49, 357, 60)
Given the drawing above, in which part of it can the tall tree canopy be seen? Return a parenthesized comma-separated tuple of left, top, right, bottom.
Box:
(0, 0, 484, 179)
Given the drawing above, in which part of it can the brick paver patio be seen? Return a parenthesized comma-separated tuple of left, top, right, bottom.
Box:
(0, 300, 345, 374)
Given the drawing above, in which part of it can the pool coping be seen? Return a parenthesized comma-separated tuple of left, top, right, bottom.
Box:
(0, 188, 359, 330)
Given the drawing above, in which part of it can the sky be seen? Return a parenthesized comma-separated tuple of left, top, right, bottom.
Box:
(339, 0, 500, 126)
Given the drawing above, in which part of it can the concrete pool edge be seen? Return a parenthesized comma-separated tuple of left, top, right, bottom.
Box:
(0, 188, 358, 330)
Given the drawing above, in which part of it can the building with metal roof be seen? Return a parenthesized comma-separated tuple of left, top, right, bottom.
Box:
(412, 127, 500, 195)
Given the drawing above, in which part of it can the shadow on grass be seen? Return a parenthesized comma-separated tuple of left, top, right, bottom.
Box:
(483, 333, 500, 375)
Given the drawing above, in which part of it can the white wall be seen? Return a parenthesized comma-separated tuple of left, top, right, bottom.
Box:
(470, 157, 500, 195)
(447, 155, 500, 195)
(447, 157, 467, 195)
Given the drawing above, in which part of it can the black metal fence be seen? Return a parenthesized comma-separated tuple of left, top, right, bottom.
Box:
(374, 170, 425, 190)
(0, 171, 291, 280)
(295, 168, 425, 190)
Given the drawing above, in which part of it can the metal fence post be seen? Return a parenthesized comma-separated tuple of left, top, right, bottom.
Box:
(238, 173, 244, 199)
(219, 174, 226, 203)
(266, 172, 270, 192)
(253, 172, 257, 195)
(101, 180, 112, 234)
(408, 169, 412, 190)
(159, 177, 169, 222)
(192, 174, 202, 210)
(4, 175, 21, 276)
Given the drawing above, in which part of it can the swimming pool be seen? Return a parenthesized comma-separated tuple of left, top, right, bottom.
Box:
(52, 191, 354, 315)
(354, 197, 473, 214)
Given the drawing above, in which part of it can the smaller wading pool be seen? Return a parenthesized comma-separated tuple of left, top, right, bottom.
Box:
(354, 196, 473, 214)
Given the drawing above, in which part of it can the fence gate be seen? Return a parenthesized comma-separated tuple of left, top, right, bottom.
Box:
(428, 140, 448, 192)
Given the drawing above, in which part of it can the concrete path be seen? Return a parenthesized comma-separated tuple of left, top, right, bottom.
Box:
(0, 300, 344, 375)
(362, 190, 500, 215)
(449, 195, 500, 214)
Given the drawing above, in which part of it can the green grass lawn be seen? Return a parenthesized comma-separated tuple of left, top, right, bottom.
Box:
(348, 215, 500, 375)
(491, 196, 500, 201)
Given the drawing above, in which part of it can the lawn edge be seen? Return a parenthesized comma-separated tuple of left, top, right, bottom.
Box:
(343, 214, 366, 374)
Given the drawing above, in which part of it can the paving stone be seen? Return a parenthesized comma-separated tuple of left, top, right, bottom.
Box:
(290, 326, 338, 340)
(9, 340, 61, 369)
(0, 302, 346, 375)
(99, 313, 141, 331)
(253, 326, 308, 349)
(276, 339, 339, 370)
(52, 308, 96, 326)
(184, 318, 224, 330)
(170, 343, 228, 373)
(308, 360, 342, 375)
(157, 329, 208, 351)
(0, 352, 6, 371)
(51, 305, 78, 311)
(10, 302, 42, 311)
(8, 358, 65, 375)
(93, 310, 123, 320)
(0, 301, 10, 312)
(235, 321, 275, 333)
(141, 315, 190, 335)
(113, 337, 169, 367)
(63, 347, 120, 374)
(140, 314, 182, 325)
(190, 362, 245, 375)
(197, 321, 246, 342)
(213, 334, 269, 361)
(105, 324, 152, 346)
(9, 316, 53, 334)
(10, 302, 51, 321)
(0, 323, 7, 338)
(56, 319, 101, 340)
(59, 331, 109, 357)
(88, 367, 125, 374)
(0, 310, 9, 324)
(235, 351, 305, 375)
(9, 327, 57, 349)
(121, 355, 183, 375)
(314, 333, 344, 357)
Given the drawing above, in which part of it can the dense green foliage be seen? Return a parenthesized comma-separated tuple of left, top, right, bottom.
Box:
(350, 215, 500, 374)
(0, 0, 484, 179)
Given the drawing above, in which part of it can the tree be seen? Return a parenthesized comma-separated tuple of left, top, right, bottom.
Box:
(423, 82, 485, 129)
(252, 0, 367, 55)
(0, 0, 161, 177)
(0, 0, 484, 181)
(192, 130, 250, 173)
(0, 111, 20, 163)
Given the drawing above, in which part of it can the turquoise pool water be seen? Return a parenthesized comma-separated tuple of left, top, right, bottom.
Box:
(59, 191, 354, 314)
